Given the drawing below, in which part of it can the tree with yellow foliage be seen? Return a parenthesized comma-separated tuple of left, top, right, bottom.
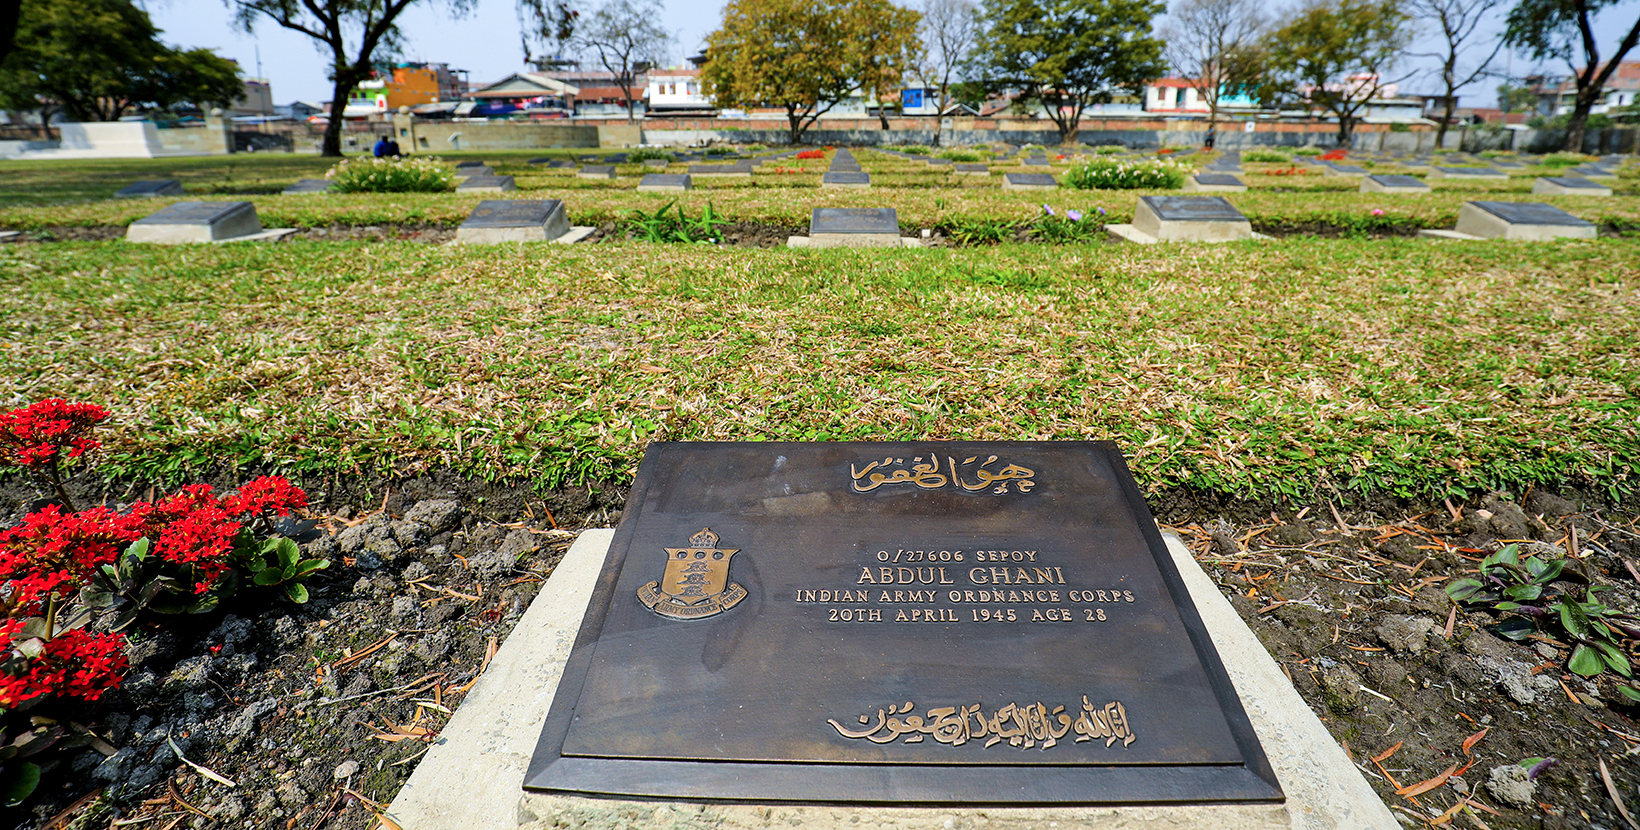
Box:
(702, 0, 923, 144)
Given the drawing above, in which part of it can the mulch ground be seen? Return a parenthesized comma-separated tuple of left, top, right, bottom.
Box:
(3, 475, 1638, 830)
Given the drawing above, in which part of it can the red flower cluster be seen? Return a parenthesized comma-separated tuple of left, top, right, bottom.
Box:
(0, 477, 308, 602)
(0, 505, 142, 612)
(0, 621, 127, 707)
(795, 149, 826, 160)
(0, 400, 110, 471)
(1319, 150, 1348, 161)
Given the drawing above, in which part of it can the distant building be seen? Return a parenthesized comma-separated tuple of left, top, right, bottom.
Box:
(900, 82, 940, 116)
(647, 68, 711, 114)
(1143, 78, 1257, 113)
(384, 63, 468, 109)
(274, 100, 324, 119)
(233, 79, 274, 116)
(466, 72, 577, 117)
(1535, 61, 1640, 115)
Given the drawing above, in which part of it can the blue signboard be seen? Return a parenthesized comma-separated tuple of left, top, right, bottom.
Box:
(902, 89, 924, 109)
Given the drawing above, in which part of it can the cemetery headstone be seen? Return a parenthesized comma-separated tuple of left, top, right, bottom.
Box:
(1108, 195, 1253, 244)
(524, 442, 1283, 806)
(454, 165, 495, 178)
(1567, 165, 1616, 179)
(954, 163, 990, 176)
(456, 160, 489, 169)
(688, 163, 753, 178)
(578, 165, 617, 180)
(282, 179, 333, 195)
(1023, 157, 1051, 167)
(1360, 175, 1429, 193)
(125, 200, 288, 243)
(1001, 172, 1058, 191)
(1419, 200, 1596, 241)
(643, 159, 670, 170)
(793, 207, 911, 248)
(821, 171, 871, 189)
(455, 199, 572, 243)
(456, 175, 517, 193)
(1184, 173, 1246, 193)
(114, 179, 185, 199)
(1428, 166, 1507, 180)
(1532, 176, 1612, 197)
(636, 174, 692, 193)
(1321, 163, 1367, 176)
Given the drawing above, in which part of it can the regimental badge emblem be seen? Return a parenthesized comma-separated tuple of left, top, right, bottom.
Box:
(637, 527, 747, 620)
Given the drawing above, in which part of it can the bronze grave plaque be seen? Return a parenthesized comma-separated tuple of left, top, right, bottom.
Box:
(525, 441, 1281, 804)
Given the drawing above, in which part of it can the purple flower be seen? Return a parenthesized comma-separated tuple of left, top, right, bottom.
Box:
(1043, 204, 1055, 216)
(1067, 209, 1083, 221)
(1097, 206, 1107, 215)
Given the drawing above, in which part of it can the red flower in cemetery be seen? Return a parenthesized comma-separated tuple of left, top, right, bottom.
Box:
(152, 505, 240, 593)
(0, 505, 142, 612)
(0, 400, 109, 471)
(223, 476, 309, 518)
(795, 149, 826, 160)
(0, 621, 128, 707)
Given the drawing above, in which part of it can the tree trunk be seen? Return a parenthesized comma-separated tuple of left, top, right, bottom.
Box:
(322, 79, 351, 157)
(1336, 115, 1351, 148)
(1563, 85, 1601, 153)
(878, 108, 890, 130)
(1436, 98, 1455, 149)
(787, 107, 805, 145)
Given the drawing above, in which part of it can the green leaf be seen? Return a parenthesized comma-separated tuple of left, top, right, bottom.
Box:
(1445, 578, 1484, 602)
(291, 559, 330, 579)
(1505, 584, 1543, 601)
(1, 761, 40, 807)
(253, 567, 285, 586)
(1495, 618, 1536, 640)
(1561, 598, 1594, 640)
(1595, 641, 1632, 677)
(1618, 685, 1640, 703)
(123, 537, 151, 560)
(284, 583, 310, 604)
(274, 538, 300, 570)
(1536, 559, 1565, 583)
(1569, 644, 1604, 676)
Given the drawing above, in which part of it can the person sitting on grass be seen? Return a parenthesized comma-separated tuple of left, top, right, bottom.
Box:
(373, 135, 402, 158)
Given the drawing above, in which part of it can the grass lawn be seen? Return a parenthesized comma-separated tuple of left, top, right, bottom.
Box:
(2, 234, 1635, 502)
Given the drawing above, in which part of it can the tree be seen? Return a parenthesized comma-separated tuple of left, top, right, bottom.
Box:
(1497, 80, 1539, 114)
(1503, 0, 1640, 152)
(518, 0, 581, 69)
(0, 0, 242, 122)
(1410, 0, 1507, 148)
(968, 0, 1167, 144)
(921, 0, 980, 114)
(1161, 0, 1269, 138)
(1264, 0, 1412, 147)
(230, 0, 472, 157)
(0, 0, 20, 68)
(701, 0, 922, 144)
(579, 0, 670, 123)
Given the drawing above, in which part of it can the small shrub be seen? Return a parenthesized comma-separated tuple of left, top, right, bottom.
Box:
(704, 146, 732, 156)
(1093, 145, 1126, 155)
(942, 218, 1014, 245)
(1294, 147, 1323, 157)
(628, 148, 674, 163)
(1478, 150, 1515, 158)
(1541, 151, 1596, 167)
(1265, 166, 1311, 176)
(1033, 204, 1105, 243)
(625, 200, 730, 243)
(1064, 157, 1191, 190)
(899, 146, 930, 156)
(325, 155, 455, 193)
(1243, 149, 1291, 163)
(939, 149, 982, 162)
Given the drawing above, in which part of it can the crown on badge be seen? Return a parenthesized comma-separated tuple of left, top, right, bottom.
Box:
(690, 527, 719, 549)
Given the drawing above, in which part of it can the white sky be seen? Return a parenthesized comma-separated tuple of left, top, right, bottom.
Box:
(145, 0, 1640, 106)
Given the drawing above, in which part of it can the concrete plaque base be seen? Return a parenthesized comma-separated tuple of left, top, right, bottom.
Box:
(1125, 196, 1253, 242)
(126, 201, 265, 243)
(637, 174, 692, 193)
(1451, 200, 1597, 240)
(383, 529, 1396, 830)
(1360, 175, 1428, 193)
(1533, 177, 1612, 196)
(788, 235, 921, 248)
(1184, 174, 1246, 192)
(0, 231, 21, 242)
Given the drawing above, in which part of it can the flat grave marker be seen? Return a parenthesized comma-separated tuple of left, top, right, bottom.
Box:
(821, 171, 871, 189)
(1420, 200, 1596, 241)
(1360, 174, 1429, 193)
(456, 174, 517, 193)
(125, 200, 293, 244)
(525, 442, 1283, 805)
(954, 163, 990, 176)
(792, 207, 916, 248)
(578, 166, 617, 180)
(1001, 172, 1058, 191)
(688, 163, 752, 178)
(1108, 195, 1254, 244)
(1321, 163, 1367, 176)
(637, 174, 691, 193)
(114, 179, 184, 199)
(1184, 173, 1246, 193)
(282, 179, 333, 195)
(455, 199, 576, 243)
(1428, 166, 1507, 180)
(1533, 176, 1612, 196)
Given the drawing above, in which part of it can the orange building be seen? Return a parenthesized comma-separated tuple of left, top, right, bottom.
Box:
(384, 63, 467, 109)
